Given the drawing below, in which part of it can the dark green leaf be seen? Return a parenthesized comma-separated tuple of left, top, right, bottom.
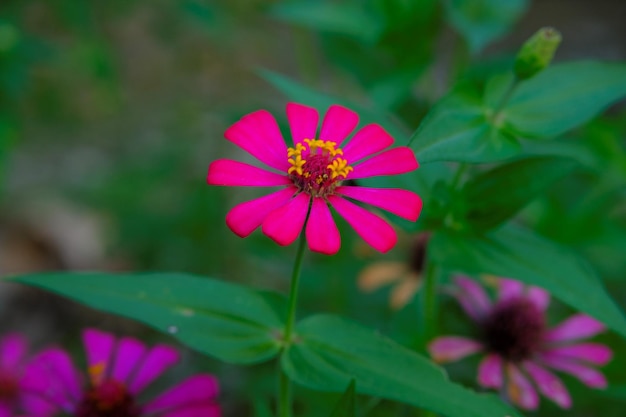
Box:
(409, 89, 520, 163)
(282, 314, 522, 417)
(445, 0, 528, 53)
(11, 272, 285, 364)
(462, 156, 578, 230)
(429, 225, 626, 339)
(330, 380, 356, 417)
(503, 61, 626, 138)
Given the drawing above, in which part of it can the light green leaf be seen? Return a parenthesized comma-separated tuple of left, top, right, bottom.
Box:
(330, 380, 356, 417)
(445, 0, 529, 53)
(429, 225, 626, 339)
(11, 272, 285, 364)
(269, 2, 383, 43)
(503, 61, 626, 137)
(409, 89, 521, 163)
(462, 156, 578, 230)
(282, 315, 522, 417)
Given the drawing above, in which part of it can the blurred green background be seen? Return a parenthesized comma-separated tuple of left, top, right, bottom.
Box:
(0, 1, 625, 416)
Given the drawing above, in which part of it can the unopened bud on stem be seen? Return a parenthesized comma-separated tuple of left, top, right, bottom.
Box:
(514, 27, 562, 80)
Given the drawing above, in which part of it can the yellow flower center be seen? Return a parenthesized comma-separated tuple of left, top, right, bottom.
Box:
(287, 139, 353, 197)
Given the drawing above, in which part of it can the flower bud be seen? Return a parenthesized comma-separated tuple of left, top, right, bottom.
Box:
(514, 27, 562, 80)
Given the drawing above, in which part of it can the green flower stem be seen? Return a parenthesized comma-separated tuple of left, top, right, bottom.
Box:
(422, 260, 439, 344)
(278, 209, 311, 417)
(492, 76, 520, 119)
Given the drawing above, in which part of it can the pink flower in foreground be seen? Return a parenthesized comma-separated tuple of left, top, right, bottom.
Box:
(207, 103, 422, 255)
(0, 333, 56, 417)
(29, 329, 220, 417)
(429, 277, 612, 410)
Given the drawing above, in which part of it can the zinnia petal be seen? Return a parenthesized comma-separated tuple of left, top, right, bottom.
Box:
(23, 348, 81, 410)
(262, 192, 310, 246)
(226, 187, 297, 237)
(477, 354, 503, 388)
(538, 354, 607, 388)
(0, 334, 26, 370)
(544, 314, 606, 343)
(542, 343, 613, 366)
(144, 375, 219, 414)
(506, 364, 539, 410)
(453, 276, 491, 322)
(224, 109, 289, 171)
(287, 103, 319, 146)
(524, 361, 572, 409)
(428, 336, 483, 363)
(83, 329, 115, 381)
(159, 404, 221, 417)
(207, 159, 290, 187)
(328, 196, 397, 253)
(111, 337, 147, 384)
(306, 198, 340, 255)
(336, 186, 422, 221)
(319, 104, 359, 144)
(128, 345, 179, 394)
(341, 124, 394, 163)
(348, 147, 418, 180)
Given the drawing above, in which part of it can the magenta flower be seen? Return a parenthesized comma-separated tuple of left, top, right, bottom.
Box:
(428, 277, 612, 410)
(28, 329, 220, 417)
(207, 103, 422, 255)
(0, 333, 57, 417)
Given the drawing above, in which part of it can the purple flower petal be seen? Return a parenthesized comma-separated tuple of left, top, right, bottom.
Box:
(261, 192, 310, 247)
(539, 354, 607, 388)
(128, 345, 179, 394)
(82, 328, 116, 382)
(287, 103, 319, 146)
(544, 314, 606, 343)
(111, 337, 147, 384)
(453, 276, 491, 322)
(428, 336, 483, 363)
(159, 404, 221, 417)
(144, 375, 219, 414)
(527, 286, 550, 311)
(506, 364, 539, 410)
(0, 333, 27, 370)
(497, 278, 524, 302)
(319, 105, 358, 144)
(341, 124, 394, 163)
(542, 343, 613, 366)
(477, 354, 503, 388)
(305, 198, 341, 255)
(524, 361, 571, 409)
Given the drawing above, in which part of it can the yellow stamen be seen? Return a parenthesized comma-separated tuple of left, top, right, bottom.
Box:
(288, 154, 306, 175)
(327, 158, 353, 179)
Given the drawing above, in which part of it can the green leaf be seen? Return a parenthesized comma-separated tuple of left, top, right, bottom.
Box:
(330, 380, 356, 417)
(259, 69, 408, 141)
(282, 314, 522, 417)
(503, 61, 626, 138)
(429, 225, 626, 339)
(409, 88, 521, 163)
(445, 0, 529, 53)
(268, 2, 383, 43)
(11, 272, 285, 364)
(462, 156, 578, 230)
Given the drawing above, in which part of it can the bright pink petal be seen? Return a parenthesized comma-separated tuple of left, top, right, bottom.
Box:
(0, 333, 27, 369)
(544, 314, 606, 343)
(328, 196, 397, 253)
(287, 103, 319, 146)
(506, 364, 539, 410)
(477, 354, 503, 388)
(497, 278, 524, 302)
(428, 337, 483, 363)
(224, 109, 289, 171)
(524, 361, 572, 409)
(207, 159, 289, 187)
(226, 187, 297, 237)
(128, 345, 179, 394)
(319, 105, 359, 144)
(453, 276, 492, 322)
(83, 328, 115, 381)
(160, 404, 221, 417)
(20, 393, 58, 417)
(542, 343, 613, 366)
(111, 337, 147, 384)
(341, 124, 394, 163)
(527, 286, 550, 311)
(0, 404, 9, 417)
(348, 147, 418, 180)
(336, 186, 422, 221)
(306, 198, 340, 255)
(144, 375, 219, 414)
(539, 354, 607, 388)
(262, 192, 310, 246)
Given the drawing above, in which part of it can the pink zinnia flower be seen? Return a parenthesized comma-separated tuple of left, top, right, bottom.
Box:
(207, 103, 422, 255)
(0, 333, 57, 417)
(28, 329, 220, 417)
(428, 277, 612, 410)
